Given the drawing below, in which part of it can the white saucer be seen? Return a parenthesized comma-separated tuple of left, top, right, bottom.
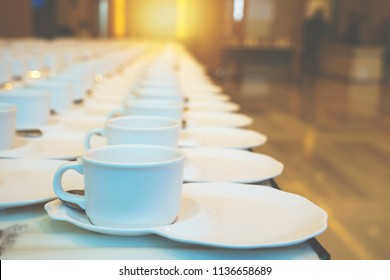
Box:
(56, 100, 120, 117)
(180, 127, 266, 149)
(187, 100, 239, 112)
(26, 131, 89, 160)
(16, 117, 60, 132)
(0, 137, 31, 158)
(185, 111, 252, 127)
(186, 94, 230, 102)
(54, 113, 106, 133)
(183, 148, 283, 183)
(45, 182, 328, 248)
(0, 131, 103, 160)
(83, 99, 120, 115)
(0, 158, 83, 209)
(89, 93, 127, 103)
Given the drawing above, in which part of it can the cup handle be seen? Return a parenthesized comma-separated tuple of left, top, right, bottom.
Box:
(53, 162, 86, 209)
(107, 109, 124, 119)
(84, 127, 105, 150)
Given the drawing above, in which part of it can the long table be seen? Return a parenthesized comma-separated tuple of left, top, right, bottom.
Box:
(0, 178, 330, 260)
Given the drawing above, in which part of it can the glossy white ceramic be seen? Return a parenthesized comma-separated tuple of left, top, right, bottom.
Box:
(180, 126, 266, 149)
(0, 103, 16, 150)
(26, 79, 73, 112)
(183, 148, 283, 183)
(0, 88, 51, 129)
(84, 116, 180, 149)
(53, 144, 185, 228)
(0, 158, 82, 209)
(111, 99, 184, 120)
(45, 182, 328, 248)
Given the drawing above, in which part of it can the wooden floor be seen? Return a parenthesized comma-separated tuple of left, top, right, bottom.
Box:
(221, 67, 390, 260)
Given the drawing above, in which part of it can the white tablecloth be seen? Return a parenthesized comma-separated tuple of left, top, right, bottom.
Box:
(0, 202, 320, 260)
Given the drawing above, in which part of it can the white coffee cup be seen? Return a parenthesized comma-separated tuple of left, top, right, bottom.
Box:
(0, 103, 17, 150)
(53, 144, 185, 228)
(26, 79, 73, 112)
(109, 99, 184, 120)
(51, 73, 88, 102)
(2, 58, 25, 82)
(0, 88, 51, 129)
(0, 61, 12, 85)
(85, 116, 180, 149)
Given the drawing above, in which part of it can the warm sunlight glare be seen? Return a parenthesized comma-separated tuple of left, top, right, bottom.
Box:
(113, 0, 126, 37)
(176, 0, 189, 40)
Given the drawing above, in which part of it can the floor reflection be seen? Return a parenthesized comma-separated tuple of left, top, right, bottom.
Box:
(379, 81, 390, 116)
(221, 65, 390, 259)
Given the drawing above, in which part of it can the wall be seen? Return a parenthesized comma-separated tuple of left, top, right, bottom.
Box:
(334, 0, 390, 44)
(124, 0, 224, 72)
(126, 0, 177, 38)
(99, 0, 109, 37)
(244, 0, 305, 44)
(221, 0, 235, 40)
(0, 0, 32, 37)
(176, 0, 224, 72)
(306, 0, 331, 18)
(55, 0, 99, 37)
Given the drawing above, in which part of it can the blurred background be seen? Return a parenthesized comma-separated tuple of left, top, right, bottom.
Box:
(2, 0, 390, 76)
(1, 0, 389, 259)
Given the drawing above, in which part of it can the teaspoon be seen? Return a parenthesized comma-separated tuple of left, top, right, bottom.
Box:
(16, 129, 43, 138)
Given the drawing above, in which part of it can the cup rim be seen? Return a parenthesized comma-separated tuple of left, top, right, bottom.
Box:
(82, 144, 185, 167)
(28, 80, 70, 89)
(0, 88, 50, 98)
(125, 99, 183, 108)
(105, 115, 180, 131)
(0, 102, 17, 112)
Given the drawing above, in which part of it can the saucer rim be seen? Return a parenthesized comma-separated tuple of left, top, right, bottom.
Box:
(44, 182, 328, 249)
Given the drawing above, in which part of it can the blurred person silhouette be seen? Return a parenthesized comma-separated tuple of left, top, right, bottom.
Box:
(54, 25, 75, 38)
(380, 17, 390, 80)
(78, 21, 92, 38)
(343, 11, 362, 45)
(379, 78, 390, 114)
(301, 9, 329, 77)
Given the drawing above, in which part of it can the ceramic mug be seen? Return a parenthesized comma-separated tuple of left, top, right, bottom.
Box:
(27, 79, 73, 112)
(0, 103, 17, 150)
(84, 116, 180, 149)
(51, 72, 88, 102)
(109, 99, 184, 120)
(0, 61, 12, 85)
(0, 88, 50, 129)
(53, 144, 185, 228)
